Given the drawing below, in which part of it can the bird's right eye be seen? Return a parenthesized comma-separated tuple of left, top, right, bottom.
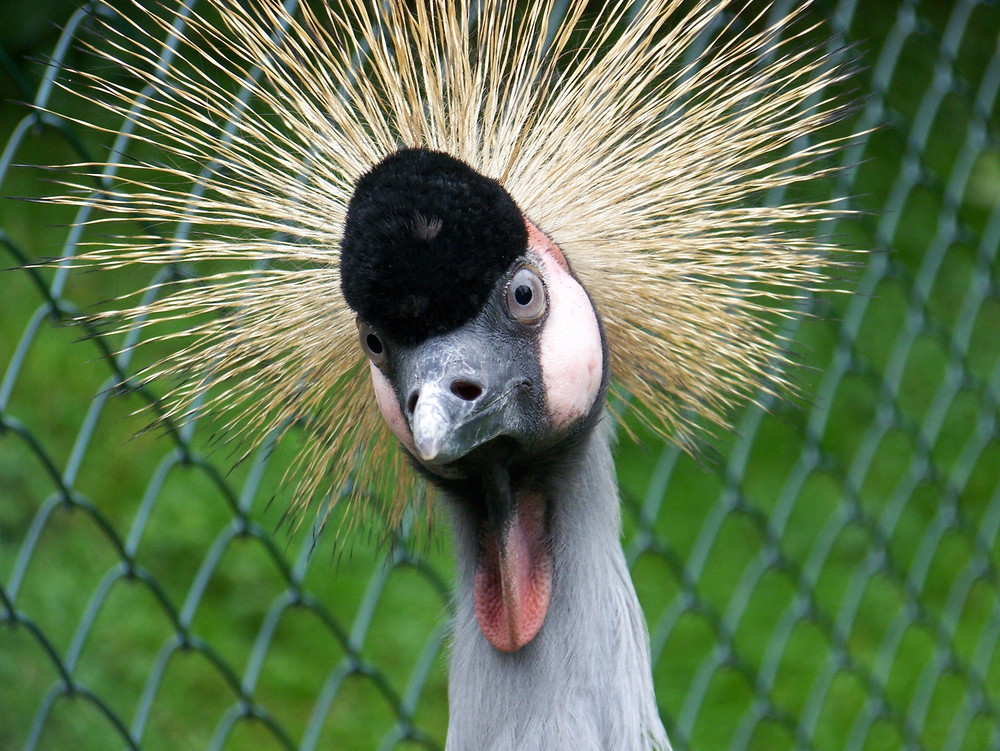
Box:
(358, 321, 388, 368)
(506, 266, 546, 323)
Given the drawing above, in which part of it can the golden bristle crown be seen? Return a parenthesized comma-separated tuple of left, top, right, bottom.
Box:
(42, 0, 855, 529)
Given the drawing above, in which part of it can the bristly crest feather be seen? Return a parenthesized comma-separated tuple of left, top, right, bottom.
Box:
(43, 0, 854, 531)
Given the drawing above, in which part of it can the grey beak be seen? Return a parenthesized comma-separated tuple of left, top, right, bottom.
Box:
(389, 320, 538, 467)
(410, 382, 454, 461)
(409, 378, 526, 464)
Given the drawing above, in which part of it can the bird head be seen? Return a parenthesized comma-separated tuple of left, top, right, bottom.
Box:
(40, 0, 855, 655)
(341, 148, 608, 650)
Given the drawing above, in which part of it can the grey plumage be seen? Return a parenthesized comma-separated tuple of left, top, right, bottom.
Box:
(446, 419, 670, 751)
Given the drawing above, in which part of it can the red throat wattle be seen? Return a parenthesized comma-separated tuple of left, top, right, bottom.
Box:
(473, 492, 552, 652)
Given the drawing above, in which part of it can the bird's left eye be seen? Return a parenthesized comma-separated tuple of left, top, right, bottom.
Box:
(506, 267, 546, 323)
(358, 320, 388, 368)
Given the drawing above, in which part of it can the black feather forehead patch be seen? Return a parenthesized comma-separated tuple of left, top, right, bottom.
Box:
(340, 148, 527, 346)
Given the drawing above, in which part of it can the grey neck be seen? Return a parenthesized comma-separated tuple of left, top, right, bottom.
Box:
(444, 415, 671, 751)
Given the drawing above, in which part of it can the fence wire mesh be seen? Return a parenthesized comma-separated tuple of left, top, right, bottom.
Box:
(1, 0, 998, 749)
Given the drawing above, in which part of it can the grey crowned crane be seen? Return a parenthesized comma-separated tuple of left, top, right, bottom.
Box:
(45, 0, 852, 747)
(340, 148, 666, 748)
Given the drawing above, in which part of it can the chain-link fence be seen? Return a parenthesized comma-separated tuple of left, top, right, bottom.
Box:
(1, 0, 998, 749)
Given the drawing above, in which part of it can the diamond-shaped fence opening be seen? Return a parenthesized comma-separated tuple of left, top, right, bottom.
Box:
(1, 0, 998, 749)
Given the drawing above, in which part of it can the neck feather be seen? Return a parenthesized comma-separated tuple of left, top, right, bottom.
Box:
(444, 415, 671, 751)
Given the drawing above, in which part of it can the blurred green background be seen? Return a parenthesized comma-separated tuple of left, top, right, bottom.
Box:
(1, 0, 998, 749)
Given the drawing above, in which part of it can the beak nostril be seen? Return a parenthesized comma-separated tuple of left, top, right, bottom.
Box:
(407, 391, 419, 415)
(451, 380, 483, 401)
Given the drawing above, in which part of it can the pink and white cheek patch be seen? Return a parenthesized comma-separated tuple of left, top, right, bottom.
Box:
(526, 221, 604, 430)
(370, 361, 415, 453)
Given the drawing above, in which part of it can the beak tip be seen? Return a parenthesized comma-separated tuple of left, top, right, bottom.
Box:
(411, 400, 448, 462)
(415, 438, 442, 462)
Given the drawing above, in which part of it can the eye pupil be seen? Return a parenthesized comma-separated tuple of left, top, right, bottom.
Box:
(514, 285, 532, 305)
(366, 333, 383, 354)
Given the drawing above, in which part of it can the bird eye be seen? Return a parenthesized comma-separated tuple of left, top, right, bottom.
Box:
(506, 267, 546, 323)
(358, 320, 388, 368)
